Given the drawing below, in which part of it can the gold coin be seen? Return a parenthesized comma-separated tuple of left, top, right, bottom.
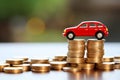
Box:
(114, 64, 120, 69)
(52, 58, 62, 61)
(19, 57, 28, 61)
(87, 49, 104, 53)
(63, 67, 82, 72)
(103, 57, 114, 62)
(13, 64, 30, 72)
(87, 39, 104, 44)
(87, 53, 104, 58)
(31, 64, 50, 73)
(82, 63, 95, 70)
(0, 63, 10, 72)
(54, 56, 67, 61)
(114, 56, 120, 59)
(13, 57, 29, 61)
(67, 58, 85, 63)
(86, 58, 102, 63)
(50, 61, 67, 70)
(87, 45, 104, 49)
(32, 69, 50, 73)
(68, 39, 85, 45)
(68, 45, 85, 50)
(6, 59, 23, 65)
(96, 62, 114, 70)
(4, 67, 23, 74)
(77, 64, 85, 68)
(23, 61, 31, 64)
(31, 58, 49, 64)
(69, 63, 78, 67)
(68, 50, 84, 54)
(114, 56, 120, 63)
(67, 52, 84, 58)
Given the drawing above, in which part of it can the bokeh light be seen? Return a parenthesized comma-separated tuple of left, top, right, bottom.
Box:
(26, 17, 45, 34)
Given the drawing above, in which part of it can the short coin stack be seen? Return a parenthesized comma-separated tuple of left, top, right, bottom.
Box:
(114, 56, 120, 69)
(50, 61, 67, 70)
(96, 57, 114, 70)
(0, 63, 10, 72)
(52, 56, 67, 61)
(31, 64, 51, 73)
(31, 58, 51, 73)
(3, 58, 28, 74)
(67, 39, 85, 65)
(86, 39, 104, 63)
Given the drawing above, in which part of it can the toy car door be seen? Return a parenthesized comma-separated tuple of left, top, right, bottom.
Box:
(77, 23, 89, 36)
(88, 22, 97, 36)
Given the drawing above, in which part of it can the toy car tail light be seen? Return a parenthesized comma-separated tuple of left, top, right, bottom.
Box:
(64, 29, 66, 33)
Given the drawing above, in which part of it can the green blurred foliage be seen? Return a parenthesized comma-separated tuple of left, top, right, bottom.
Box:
(0, 0, 66, 19)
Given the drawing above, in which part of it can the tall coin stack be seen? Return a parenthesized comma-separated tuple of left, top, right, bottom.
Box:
(86, 39, 104, 63)
(67, 39, 85, 66)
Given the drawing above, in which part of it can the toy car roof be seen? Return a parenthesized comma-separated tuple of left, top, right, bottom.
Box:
(81, 21, 103, 24)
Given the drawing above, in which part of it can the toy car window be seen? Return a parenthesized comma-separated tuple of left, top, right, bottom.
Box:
(80, 23, 87, 28)
(98, 23, 103, 27)
(89, 23, 96, 28)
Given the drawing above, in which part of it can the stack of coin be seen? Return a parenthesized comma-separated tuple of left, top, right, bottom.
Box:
(67, 39, 85, 67)
(31, 58, 49, 64)
(6, 58, 24, 65)
(0, 63, 10, 72)
(13, 64, 31, 72)
(31, 64, 51, 73)
(4, 67, 23, 74)
(86, 39, 104, 63)
(52, 56, 67, 61)
(50, 61, 67, 70)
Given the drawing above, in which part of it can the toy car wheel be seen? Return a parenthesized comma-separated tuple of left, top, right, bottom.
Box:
(66, 32, 75, 40)
(95, 31, 104, 40)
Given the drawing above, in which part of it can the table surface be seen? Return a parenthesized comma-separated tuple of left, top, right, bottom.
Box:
(0, 42, 120, 80)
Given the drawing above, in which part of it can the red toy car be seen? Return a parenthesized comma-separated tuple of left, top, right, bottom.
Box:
(63, 21, 109, 40)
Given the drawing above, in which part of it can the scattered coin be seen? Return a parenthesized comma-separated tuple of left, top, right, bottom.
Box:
(96, 62, 114, 70)
(0, 63, 10, 72)
(4, 67, 23, 74)
(53, 56, 67, 61)
(31, 64, 50, 73)
(103, 57, 114, 62)
(6, 59, 24, 65)
(13, 64, 30, 72)
(63, 67, 82, 72)
(31, 58, 49, 64)
(50, 61, 67, 70)
(114, 63, 120, 69)
(114, 56, 120, 63)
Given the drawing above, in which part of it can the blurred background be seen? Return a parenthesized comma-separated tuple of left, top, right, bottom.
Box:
(0, 0, 120, 42)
